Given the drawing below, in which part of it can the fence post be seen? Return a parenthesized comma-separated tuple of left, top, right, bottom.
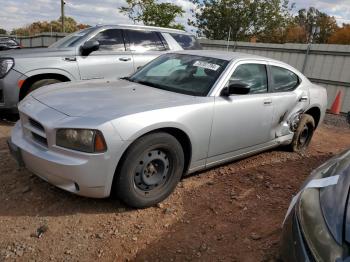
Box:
(302, 43, 311, 74)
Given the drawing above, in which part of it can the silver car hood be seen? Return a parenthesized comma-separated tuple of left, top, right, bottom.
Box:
(0, 47, 75, 58)
(31, 79, 196, 119)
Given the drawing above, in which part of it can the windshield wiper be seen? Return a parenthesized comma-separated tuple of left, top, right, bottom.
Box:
(120, 76, 131, 81)
(134, 80, 164, 89)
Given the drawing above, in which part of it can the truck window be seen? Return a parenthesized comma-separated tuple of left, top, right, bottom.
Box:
(170, 33, 202, 50)
(125, 30, 166, 52)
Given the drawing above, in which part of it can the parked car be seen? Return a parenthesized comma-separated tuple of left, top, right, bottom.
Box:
(281, 149, 350, 262)
(8, 50, 327, 207)
(0, 37, 21, 51)
(0, 24, 202, 113)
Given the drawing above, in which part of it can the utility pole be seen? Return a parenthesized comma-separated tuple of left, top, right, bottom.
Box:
(61, 0, 66, 33)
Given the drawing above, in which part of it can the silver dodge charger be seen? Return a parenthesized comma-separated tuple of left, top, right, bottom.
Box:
(8, 50, 327, 208)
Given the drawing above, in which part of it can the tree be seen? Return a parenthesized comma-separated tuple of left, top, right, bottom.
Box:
(188, 0, 294, 42)
(256, 0, 295, 43)
(328, 24, 350, 45)
(11, 17, 90, 36)
(294, 7, 337, 43)
(0, 28, 7, 35)
(285, 25, 307, 43)
(119, 0, 185, 30)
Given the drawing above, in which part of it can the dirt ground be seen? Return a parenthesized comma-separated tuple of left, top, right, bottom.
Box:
(0, 115, 349, 262)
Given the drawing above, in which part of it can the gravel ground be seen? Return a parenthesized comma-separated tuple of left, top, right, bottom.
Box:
(0, 116, 349, 261)
(324, 113, 350, 129)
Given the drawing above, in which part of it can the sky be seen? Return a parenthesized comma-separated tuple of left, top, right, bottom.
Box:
(0, 0, 349, 32)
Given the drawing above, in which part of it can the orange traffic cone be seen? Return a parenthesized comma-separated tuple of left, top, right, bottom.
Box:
(330, 90, 342, 115)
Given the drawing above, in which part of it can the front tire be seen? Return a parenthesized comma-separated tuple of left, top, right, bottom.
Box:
(114, 132, 185, 208)
(28, 79, 62, 94)
(290, 114, 315, 152)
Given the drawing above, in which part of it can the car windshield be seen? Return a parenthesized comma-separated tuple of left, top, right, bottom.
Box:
(128, 53, 229, 96)
(49, 27, 96, 48)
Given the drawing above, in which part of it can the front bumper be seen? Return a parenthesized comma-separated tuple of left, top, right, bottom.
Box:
(8, 96, 125, 198)
(0, 69, 26, 111)
(9, 121, 114, 198)
(280, 207, 312, 262)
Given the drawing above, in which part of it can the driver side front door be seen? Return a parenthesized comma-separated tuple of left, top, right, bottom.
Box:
(207, 61, 274, 165)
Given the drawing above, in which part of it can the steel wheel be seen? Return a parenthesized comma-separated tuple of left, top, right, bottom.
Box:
(298, 124, 310, 147)
(114, 132, 184, 208)
(291, 114, 315, 152)
(134, 149, 170, 193)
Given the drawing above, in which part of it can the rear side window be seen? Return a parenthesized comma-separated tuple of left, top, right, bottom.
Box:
(170, 33, 202, 50)
(271, 66, 300, 92)
(126, 30, 166, 51)
(229, 64, 268, 94)
(91, 29, 125, 51)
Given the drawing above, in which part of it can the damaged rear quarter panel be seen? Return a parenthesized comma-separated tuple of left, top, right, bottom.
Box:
(269, 69, 311, 138)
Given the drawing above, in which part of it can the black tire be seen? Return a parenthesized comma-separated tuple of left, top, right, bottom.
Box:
(114, 132, 185, 208)
(290, 114, 315, 152)
(27, 79, 62, 94)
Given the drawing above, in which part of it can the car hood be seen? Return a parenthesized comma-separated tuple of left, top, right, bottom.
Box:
(30, 79, 196, 119)
(319, 149, 350, 245)
(0, 47, 75, 58)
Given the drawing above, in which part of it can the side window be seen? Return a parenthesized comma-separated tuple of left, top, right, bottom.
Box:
(91, 29, 125, 51)
(227, 64, 268, 94)
(126, 30, 166, 51)
(170, 33, 202, 50)
(271, 66, 299, 92)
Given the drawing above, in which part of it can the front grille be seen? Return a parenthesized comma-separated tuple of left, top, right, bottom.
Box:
(31, 132, 48, 146)
(29, 118, 45, 132)
(21, 114, 48, 148)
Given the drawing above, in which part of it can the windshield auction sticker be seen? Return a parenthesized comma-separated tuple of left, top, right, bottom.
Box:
(193, 61, 220, 71)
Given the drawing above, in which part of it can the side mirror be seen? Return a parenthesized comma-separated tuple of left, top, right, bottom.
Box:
(81, 40, 100, 56)
(221, 81, 250, 96)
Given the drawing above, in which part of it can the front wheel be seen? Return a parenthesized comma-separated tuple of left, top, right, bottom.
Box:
(290, 114, 315, 152)
(114, 132, 184, 208)
(27, 79, 62, 95)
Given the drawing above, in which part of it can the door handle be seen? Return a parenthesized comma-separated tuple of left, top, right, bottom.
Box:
(263, 99, 272, 105)
(119, 57, 131, 62)
(63, 57, 77, 62)
(299, 96, 308, 102)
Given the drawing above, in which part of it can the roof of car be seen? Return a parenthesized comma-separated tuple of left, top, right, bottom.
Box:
(174, 50, 275, 62)
(95, 24, 191, 35)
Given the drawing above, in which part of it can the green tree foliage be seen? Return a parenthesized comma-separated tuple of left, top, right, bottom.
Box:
(189, 0, 294, 42)
(0, 28, 7, 35)
(119, 0, 185, 30)
(11, 17, 90, 36)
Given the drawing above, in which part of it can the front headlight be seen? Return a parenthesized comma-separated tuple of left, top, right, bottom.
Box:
(296, 150, 350, 261)
(0, 58, 14, 78)
(56, 129, 107, 153)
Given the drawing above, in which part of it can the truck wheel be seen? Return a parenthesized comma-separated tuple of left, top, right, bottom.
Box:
(290, 114, 315, 152)
(28, 79, 62, 94)
(114, 132, 184, 208)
